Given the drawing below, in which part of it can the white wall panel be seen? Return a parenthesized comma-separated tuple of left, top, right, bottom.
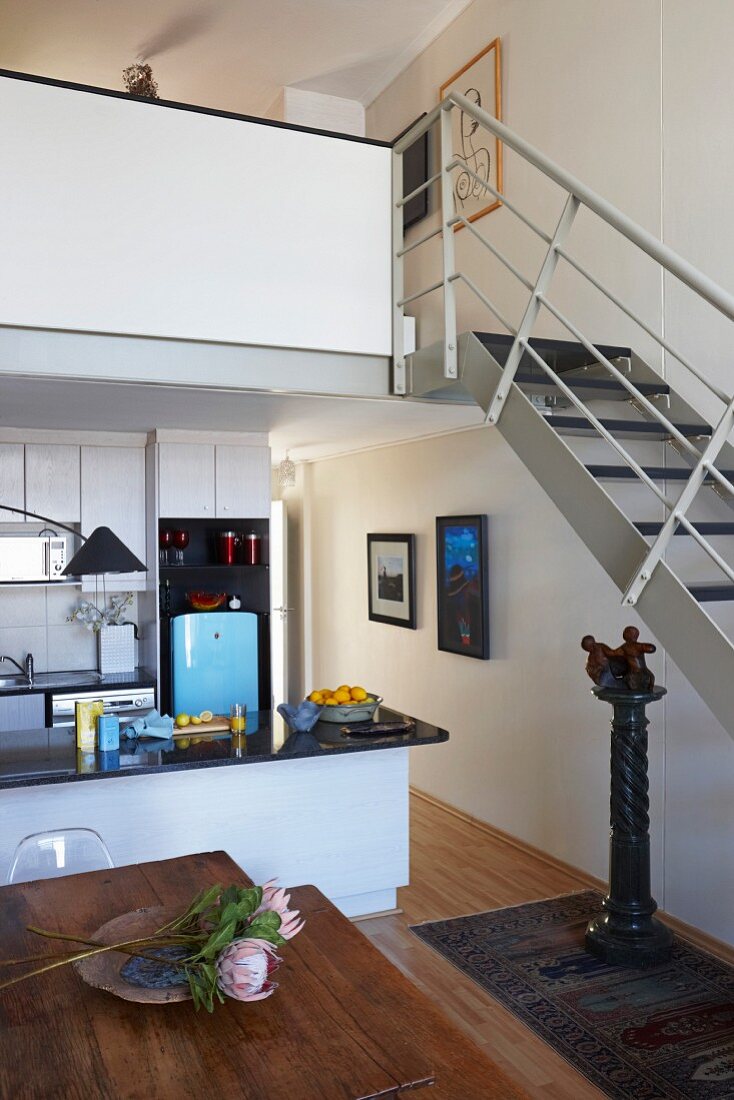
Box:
(0, 77, 391, 356)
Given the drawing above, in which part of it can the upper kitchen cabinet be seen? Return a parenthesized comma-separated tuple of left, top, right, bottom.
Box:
(158, 443, 270, 519)
(81, 446, 146, 586)
(25, 444, 80, 522)
(215, 446, 271, 519)
(158, 444, 216, 518)
(0, 444, 24, 518)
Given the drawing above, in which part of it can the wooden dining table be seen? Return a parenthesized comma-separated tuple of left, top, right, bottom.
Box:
(0, 851, 525, 1098)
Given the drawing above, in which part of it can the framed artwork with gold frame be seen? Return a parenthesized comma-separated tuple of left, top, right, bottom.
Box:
(439, 37, 503, 228)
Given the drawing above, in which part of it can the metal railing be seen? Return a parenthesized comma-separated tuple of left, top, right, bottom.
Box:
(392, 91, 734, 607)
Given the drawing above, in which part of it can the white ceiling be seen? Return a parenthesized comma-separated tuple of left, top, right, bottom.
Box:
(0, 374, 484, 463)
(0, 0, 471, 116)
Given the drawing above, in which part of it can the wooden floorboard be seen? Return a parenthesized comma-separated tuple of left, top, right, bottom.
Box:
(359, 794, 608, 1099)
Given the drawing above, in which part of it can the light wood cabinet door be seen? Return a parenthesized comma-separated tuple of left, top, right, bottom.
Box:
(81, 446, 146, 586)
(0, 444, 25, 521)
(25, 444, 80, 523)
(158, 443, 215, 518)
(0, 694, 45, 732)
(215, 446, 271, 519)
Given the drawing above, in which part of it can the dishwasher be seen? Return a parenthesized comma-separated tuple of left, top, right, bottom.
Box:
(50, 687, 155, 731)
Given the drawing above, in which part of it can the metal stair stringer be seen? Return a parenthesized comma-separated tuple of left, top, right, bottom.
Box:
(419, 331, 734, 738)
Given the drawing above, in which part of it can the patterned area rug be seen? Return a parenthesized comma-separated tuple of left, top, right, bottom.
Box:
(410, 890, 734, 1099)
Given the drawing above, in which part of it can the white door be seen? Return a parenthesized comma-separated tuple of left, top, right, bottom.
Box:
(270, 500, 290, 709)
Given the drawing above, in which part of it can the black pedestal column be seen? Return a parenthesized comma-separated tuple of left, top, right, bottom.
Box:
(586, 685, 672, 968)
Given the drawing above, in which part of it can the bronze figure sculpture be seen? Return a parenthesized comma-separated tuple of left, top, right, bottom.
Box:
(581, 626, 656, 691)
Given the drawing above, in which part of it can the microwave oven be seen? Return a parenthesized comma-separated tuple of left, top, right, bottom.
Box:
(0, 535, 68, 582)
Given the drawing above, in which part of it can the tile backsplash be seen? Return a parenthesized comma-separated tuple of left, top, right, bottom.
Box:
(0, 586, 140, 672)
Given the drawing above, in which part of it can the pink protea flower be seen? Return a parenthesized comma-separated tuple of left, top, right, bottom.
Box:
(215, 938, 282, 1002)
(257, 879, 305, 941)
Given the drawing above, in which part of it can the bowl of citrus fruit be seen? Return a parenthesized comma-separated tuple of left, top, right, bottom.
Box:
(307, 684, 382, 724)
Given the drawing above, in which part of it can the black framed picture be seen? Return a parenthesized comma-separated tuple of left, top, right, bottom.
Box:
(367, 534, 416, 629)
(436, 515, 489, 659)
(393, 114, 430, 230)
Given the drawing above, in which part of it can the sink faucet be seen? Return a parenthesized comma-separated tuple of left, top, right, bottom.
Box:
(0, 654, 28, 680)
(25, 652, 34, 686)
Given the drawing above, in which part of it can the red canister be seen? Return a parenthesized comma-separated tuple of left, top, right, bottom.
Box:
(217, 531, 238, 565)
(244, 533, 261, 565)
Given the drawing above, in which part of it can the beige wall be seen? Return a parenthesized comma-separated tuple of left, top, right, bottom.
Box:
(298, 0, 734, 944)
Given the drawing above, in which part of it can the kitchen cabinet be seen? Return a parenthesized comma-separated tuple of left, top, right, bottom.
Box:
(25, 444, 80, 523)
(0, 694, 44, 733)
(158, 443, 270, 519)
(215, 446, 271, 519)
(81, 446, 146, 587)
(0, 445, 25, 520)
(158, 444, 215, 518)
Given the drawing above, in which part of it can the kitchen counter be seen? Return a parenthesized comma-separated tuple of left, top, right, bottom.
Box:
(0, 705, 446, 918)
(0, 707, 447, 789)
(0, 667, 156, 697)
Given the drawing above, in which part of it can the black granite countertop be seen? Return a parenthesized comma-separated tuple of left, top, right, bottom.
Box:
(0, 668, 157, 697)
(0, 707, 448, 789)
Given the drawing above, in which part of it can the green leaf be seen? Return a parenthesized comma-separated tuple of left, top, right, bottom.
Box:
(246, 912, 286, 946)
(189, 884, 224, 917)
(237, 886, 263, 916)
(199, 919, 237, 961)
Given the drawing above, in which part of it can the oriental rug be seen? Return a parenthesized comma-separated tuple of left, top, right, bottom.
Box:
(410, 890, 734, 1099)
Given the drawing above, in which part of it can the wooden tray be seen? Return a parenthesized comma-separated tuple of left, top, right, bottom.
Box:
(172, 715, 230, 736)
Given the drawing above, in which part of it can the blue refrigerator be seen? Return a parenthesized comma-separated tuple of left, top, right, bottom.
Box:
(171, 611, 260, 718)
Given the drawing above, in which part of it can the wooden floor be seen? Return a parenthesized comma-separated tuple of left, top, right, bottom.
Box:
(360, 793, 608, 1100)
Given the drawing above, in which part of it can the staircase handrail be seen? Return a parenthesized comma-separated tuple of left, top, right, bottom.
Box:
(395, 90, 734, 347)
(392, 90, 734, 609)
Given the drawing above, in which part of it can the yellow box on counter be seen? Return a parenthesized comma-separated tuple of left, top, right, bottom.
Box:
(75, 699, 104, 752)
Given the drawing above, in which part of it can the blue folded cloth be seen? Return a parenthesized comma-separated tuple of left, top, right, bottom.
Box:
(123, 708, 175, 740)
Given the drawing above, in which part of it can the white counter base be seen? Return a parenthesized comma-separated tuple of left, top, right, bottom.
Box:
(0, 748, 410, 916)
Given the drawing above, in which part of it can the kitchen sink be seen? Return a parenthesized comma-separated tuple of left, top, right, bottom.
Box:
(0, 674, 30, 689)
(32, 672, 104, 688)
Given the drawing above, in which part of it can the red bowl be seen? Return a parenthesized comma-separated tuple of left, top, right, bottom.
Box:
(186, 591, 227, 611)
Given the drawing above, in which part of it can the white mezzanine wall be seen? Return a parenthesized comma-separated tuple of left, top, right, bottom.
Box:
(0, 75, 391, 356)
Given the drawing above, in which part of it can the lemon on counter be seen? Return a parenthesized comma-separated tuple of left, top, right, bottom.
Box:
(175, 713, 191, 729)
(190, 715, 202, 725)
(199, 710, 213, 723)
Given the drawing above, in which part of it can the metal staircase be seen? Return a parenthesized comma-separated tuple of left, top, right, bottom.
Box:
(392, 94, 734, 738)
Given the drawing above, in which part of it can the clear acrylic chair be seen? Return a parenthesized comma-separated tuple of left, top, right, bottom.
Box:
(6, 828, 114, 885)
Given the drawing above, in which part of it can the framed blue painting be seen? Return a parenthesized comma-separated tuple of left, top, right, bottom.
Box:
(436, 515, 489, 659)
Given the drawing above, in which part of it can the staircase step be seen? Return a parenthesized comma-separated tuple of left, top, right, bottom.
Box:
(475, 332, 632, 374)
(687, 583, 734, 603)
(586, 465, 734, 482)
(635, 521, 734, 536)
(549, 415, 711, 440)
(515, 371, 669, 398)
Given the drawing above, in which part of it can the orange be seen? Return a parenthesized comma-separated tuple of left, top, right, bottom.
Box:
(324, 697, 339, 706)
(334, 689, 351, 704)
(350, 687, 367, 702)
(308, 691, 323, 703)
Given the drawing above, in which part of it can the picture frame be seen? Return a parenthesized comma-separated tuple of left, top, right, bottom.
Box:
(436, 515, 489, 659)
(393, 113, 430, 230)
(367, 534, 416, 629)
(439, 37, 503, 228)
